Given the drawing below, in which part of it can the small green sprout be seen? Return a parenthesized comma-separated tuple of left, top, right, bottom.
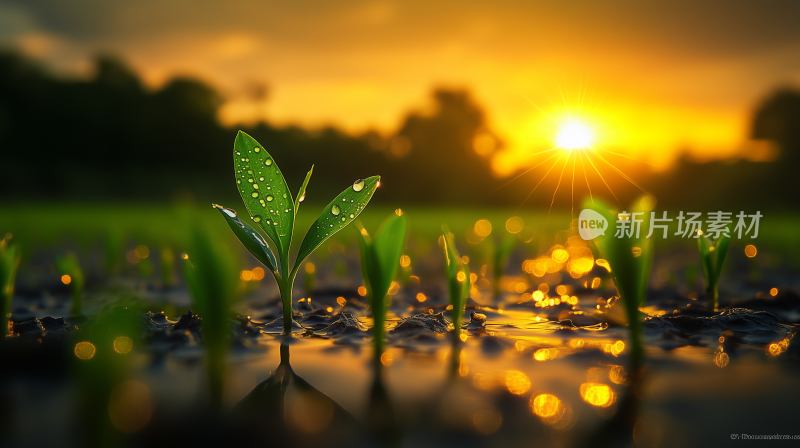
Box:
(57, 253, 85, 316)
(182, 226, 239, 409)
(356, 212, 408, 362)
(441, 226, 470, 334)
(0, 235, 20, 338)
(698, 228, 730, 310)
(585, 199, 653, 366)
(492, 234, 515, 297)
(214, 131, 380, 334)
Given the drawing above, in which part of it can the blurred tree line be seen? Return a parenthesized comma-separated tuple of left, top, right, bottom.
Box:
(0, 51, 503, 205)
(1, 50, 798, 209)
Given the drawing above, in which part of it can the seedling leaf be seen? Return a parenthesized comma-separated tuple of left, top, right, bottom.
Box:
(442, 226, 470, 330)
(233, 131, 294, 257)
(213, 204, 279, 276)
(294, 165, 314, 212)
(295, 175, 380, 268)
(369, 215, 407, 300)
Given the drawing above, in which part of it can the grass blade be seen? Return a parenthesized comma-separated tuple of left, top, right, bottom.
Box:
(295, 175, 380, 269)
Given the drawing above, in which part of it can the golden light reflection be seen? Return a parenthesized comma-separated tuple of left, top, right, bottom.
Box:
(336, 296, 347, 306)
(74, 341, 96, 360)
(506, 217, 524, 234)
(744, 244, 757, 258)
(380, 351, 393, 366)
(400, 255, 411, 267)
(61, 274, 72, 285)
(387, 281, 400, 295)
(591, 277, 602, 289)
(530, 394, 573, 429)
(609, 365, 627, 384)
(357, 286, 367, 296)
(114, 336, 133, 354)
(596, 259, 611, 272)
(305, 262, 315, 274)
(504, 370, 531, 396)
(252, 267, 265, 280)
(770, 288, 778, 297)
(109, 381, 152, 433)
(416, 292, 427, 303)
(580, 383, 616, 407)
(714, 350, 730, 368)
(240, 270, 254, 281)
(474, 220, 493, 238)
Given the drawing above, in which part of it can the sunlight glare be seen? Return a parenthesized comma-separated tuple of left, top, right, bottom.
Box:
(556, 122, 593, 150)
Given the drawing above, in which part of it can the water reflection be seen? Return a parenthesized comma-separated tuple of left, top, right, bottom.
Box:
(235, 340, 356, 445)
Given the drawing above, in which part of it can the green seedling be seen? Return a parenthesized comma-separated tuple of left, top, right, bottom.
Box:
(214, 131, 380, 334)
(441, 226, 470, 334)
(356, 213, 408, 362)
(698, 228, 731, 310)
(0, 235, 20, 338)
(492, 234, 515, 297)
(585, 199, 653, 367)
(57, 253, 85, 316)
(182, 226, 239, 409)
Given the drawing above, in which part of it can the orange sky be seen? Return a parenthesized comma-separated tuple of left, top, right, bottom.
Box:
(2, 0, 800, 174)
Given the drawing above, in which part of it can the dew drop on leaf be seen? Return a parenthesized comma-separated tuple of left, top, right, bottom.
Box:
(253, 184, 259, 189)
(349, 214, 354, 218)
(265, 158, 273, 166)
(251, 192, 259, 198)
(353, 179, 365, 192)
(254, 147, 261, 153)
(236, 179, 241, 184)
(253, 216, 262, 222)
(259, 177, 264, 181)
(331, 205, 341, 215)
(283, 193, 287, 199)
(267, 195, 274, 202)
(299, 193, 305, 202)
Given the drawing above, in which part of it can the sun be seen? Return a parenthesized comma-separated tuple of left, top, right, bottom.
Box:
(556, 122, 593, 150)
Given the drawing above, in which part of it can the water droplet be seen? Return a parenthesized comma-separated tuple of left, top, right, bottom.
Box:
(251, 192, 259, 198)
(247, 170, 253, 174)
(331, 205, 341, 215)
(253, 184, 260, 190)
(265, 158, 273, 166)
(285, 209, 289, 213)
(259, 199, 266, 207)
(253, 216, 262, 222)
(236, 151, 241, 156)
(299, 193, 305, 202)
(254, 147, 261, 153)
(341, 217, 346, 222)
(241, 158, 246, 162)
(214, 205, 236, 218)
(265, 220, 271, 225)
(352, 179, 365, 192)
(349, 213, 354, 218)
(283, 193, 287, 198)
(267, 195, 274, 202)
(259, 177, 264, 181)
(343, 198, 346, 202)
(236, 179, 241, 184)
(248, 178, 253, 183)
